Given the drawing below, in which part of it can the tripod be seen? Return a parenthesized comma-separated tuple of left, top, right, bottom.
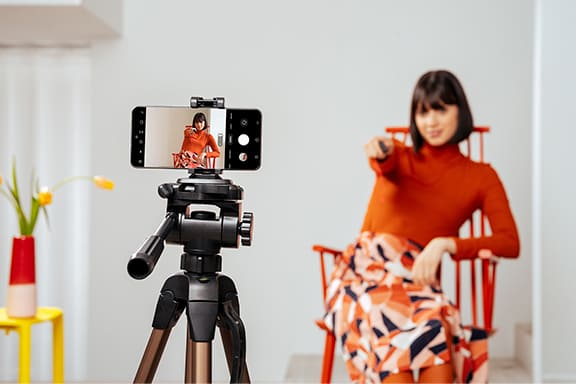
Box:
(127, 169, 253, 383)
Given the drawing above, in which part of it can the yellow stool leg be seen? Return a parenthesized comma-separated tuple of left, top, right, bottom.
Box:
(53, 313, 64, 382)
(19, 324, 31, 383)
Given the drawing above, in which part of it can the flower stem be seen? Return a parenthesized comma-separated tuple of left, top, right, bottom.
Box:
(0, 188, 29, 234)
(51, 175, 93, 191)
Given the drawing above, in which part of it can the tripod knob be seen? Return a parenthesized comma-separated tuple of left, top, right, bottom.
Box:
(239, 212, 253, 246)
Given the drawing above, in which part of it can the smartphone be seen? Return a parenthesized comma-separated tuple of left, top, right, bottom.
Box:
(131, 106, 261, 170)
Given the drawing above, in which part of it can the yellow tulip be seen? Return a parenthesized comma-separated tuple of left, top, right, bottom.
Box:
(38, 187, 53, 206)
(0, 175, 3, 186)
(93, 176, 114, 190)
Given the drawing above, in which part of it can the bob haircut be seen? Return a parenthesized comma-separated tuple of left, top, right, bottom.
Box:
(409, 70, 474, 152)
(192, 112, 207, 130)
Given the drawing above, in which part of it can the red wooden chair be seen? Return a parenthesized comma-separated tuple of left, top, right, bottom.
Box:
(313, 126, 498, 383)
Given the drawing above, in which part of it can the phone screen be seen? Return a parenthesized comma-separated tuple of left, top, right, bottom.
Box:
(131, 106, 261, 170)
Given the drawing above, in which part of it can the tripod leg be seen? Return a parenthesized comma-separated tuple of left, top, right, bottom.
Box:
(183, 274, 219, 383)
(220, 326, 250, 383)
(134, 274, 188, 383)
(218, 276, 250, 383)
(134, 328, 172, 383)
(185, 328, 212, 383)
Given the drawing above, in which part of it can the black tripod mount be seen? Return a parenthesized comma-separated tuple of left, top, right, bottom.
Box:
(127, 168, 253, 383)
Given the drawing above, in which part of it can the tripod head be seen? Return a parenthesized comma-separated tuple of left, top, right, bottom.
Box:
(127, 169, 253, 280)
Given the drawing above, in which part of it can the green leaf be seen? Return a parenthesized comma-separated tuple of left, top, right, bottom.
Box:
(29, 196, 40, 234)
(31, 168, 38, 194)
(0, 188, 27, 234)
(6, 158, 30, 235)
(0, 188, 20, 213)
(10, 158, 21, 209)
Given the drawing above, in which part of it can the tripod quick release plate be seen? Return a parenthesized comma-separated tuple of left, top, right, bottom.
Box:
(159, 175, 243, 208)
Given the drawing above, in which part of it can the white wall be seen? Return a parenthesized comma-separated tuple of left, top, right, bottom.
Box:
(87, 1, 533, 382)
(537, 0, 576, 380)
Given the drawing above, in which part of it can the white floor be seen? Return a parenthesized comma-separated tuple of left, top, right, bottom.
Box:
(284, 354, 532, 383)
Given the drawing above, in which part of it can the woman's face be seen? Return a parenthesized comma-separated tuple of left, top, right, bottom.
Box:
(194, 120, 205, 130)
(415, 103, 459, 146)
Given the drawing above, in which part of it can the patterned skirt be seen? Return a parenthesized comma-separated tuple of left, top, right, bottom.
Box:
(172, 150, 203, 168)
(316, 232, 488, 383)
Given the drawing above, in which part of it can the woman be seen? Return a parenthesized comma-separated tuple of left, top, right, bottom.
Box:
(174, 112, 220, 168)
(318, 70, 520, 383)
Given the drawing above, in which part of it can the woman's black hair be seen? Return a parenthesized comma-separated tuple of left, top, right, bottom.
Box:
(409, 70, 474, 152)
(192, 112, 207, 130)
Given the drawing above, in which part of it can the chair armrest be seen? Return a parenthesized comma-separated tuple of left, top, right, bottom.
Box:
(313, 245, 343, 301)
(478, 249, 500, 264)
(312, 244, 342, 256)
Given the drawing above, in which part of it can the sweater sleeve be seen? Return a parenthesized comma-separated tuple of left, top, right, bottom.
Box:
(368, 139, 402, 176)
(206, 133, 220, 156)
(453, 165, 520, 260)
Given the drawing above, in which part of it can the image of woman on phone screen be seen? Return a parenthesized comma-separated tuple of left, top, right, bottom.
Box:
(173, 112, 220, 168)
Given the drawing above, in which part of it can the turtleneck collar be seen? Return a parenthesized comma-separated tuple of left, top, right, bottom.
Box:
(407, 142, 465, 185)
(418, 142, 462, 161)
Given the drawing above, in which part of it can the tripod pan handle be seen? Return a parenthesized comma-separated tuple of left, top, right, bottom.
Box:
(128, 235, 165, 279)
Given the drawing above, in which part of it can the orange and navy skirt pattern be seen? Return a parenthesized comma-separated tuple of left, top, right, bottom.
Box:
(172, 150, 202, 168)
(316, 232, 488, 383)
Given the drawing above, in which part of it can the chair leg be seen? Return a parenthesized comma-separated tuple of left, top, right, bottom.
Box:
(321, 333, 336, 383)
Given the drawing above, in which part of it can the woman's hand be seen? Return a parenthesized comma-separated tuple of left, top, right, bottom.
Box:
(364, 137, 394, 160)
(412, 237, 456, 286)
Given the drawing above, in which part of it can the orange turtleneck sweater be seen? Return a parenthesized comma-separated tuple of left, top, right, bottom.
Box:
(361, 139, 520, 260)
(180, 128, 220, 157)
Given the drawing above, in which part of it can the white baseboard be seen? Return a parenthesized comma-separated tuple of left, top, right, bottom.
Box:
(542, 373, 576, 383)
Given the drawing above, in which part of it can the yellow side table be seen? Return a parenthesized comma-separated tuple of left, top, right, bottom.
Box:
(0, 307, 64, 383)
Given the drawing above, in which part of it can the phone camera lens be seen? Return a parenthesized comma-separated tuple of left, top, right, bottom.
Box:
(240, 118, 249, 127)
